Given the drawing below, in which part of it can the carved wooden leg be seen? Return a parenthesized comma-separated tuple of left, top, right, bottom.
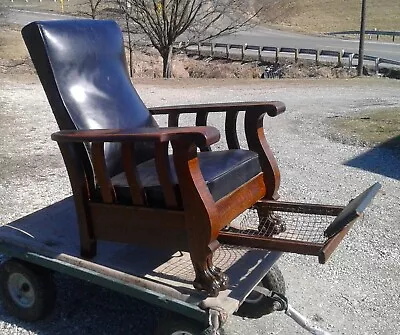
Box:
(190, 240, 229, 297)
(207, 262, 229, 291)
(206, 241, 229, 291)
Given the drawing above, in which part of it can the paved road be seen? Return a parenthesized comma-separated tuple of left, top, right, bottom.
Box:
(3, 8, 400, 63)
(3, 8, 78, 24)
(214, 25, 400, 62)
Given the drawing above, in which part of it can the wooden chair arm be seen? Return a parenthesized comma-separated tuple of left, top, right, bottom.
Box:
(51, 126, 220, 148)
(150, 102, 284, 199)
(149, 101, 285, 117)
(53, 126, 221, 209)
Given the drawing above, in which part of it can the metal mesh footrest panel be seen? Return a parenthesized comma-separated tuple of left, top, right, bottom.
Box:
(228, 209, 333, 244)
(219, 184, 380, 263)
(218, 197, 364, 264)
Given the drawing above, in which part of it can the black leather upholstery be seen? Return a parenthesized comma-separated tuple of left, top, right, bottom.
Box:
(111, 149, 261, 207)
(22, 20, 158, 176)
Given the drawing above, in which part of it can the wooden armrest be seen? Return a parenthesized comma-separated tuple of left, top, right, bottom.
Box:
(51, 126, 220, 148)
(149, 101, 285, 117)
(53, 126, 220, 209)
(149, 102, 285, 200)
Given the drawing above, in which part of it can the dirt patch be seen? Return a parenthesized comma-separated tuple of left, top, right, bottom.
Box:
(329, 107, 400, 153)
(0, 25, 35, 79)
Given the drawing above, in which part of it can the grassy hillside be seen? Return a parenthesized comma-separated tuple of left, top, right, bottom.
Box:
(257, 0, 400, 33)
(2, 0, 400, 34)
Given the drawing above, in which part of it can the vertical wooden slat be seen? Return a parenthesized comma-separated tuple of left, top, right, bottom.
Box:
(121, 143, 146, 206)
(195, 110, 209, 126)
(91, 142, 116, 203)
(168, 112, 180, 127)
(155, 142, 178, 208)
(225, 111, 240, 149)
(196, 111, 211, 152)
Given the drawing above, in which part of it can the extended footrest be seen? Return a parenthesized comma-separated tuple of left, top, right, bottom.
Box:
(218, 183, 381, 263)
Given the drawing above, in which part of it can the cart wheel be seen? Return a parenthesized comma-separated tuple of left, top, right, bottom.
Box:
(235, 264, 285, 319)
(0, 259, 56, 321)
(154, 314, 208, 335)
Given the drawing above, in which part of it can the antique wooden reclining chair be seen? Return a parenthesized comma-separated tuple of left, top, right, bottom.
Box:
(22, 19, 285, 296)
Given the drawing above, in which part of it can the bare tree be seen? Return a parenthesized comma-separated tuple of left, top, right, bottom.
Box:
(121, 2, 135, 77)
(87, 0, 104, 19)
(118, 0, 261, 78)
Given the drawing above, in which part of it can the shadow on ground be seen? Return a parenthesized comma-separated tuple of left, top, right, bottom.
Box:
(344, 137, 400, 180)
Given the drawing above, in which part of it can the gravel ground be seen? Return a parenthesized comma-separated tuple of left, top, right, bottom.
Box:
(0, 76, 399, 334)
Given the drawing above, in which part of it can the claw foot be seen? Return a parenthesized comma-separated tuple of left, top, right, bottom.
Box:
(209, 265, 229, 291)
(193, 269, 222, 297)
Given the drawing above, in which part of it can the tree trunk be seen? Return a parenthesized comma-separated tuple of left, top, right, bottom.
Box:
(125, 13, 133, 77)
(90, 8, 96, 19)
(128, 44, 133, 78)
(161, 46, 173, 78)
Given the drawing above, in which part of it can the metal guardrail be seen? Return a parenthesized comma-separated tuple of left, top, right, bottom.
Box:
(176, 41, 400, 73)
(327, 30, 400, 42)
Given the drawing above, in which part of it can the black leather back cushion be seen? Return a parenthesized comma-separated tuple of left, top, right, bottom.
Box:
(22, 20, 158, 176)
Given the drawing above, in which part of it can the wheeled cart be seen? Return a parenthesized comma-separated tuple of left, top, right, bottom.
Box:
(0, 197, 287, 334)
(0, 182, 381, 334)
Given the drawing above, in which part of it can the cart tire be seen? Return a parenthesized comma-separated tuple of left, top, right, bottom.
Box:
(235, 264, 285, 319)
(155, 314, 208, 335)
(0, 259, 56, 321)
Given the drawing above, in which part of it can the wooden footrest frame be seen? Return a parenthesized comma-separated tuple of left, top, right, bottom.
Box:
(218, 183, 381, 264)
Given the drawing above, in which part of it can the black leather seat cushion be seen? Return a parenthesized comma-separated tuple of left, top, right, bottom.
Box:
(111, 149, 261, 207)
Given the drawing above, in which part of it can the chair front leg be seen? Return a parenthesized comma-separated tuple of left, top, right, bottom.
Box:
(171, 139, 229, 296)
(189, 240, 228, 297)
(206, 240, 229, 289)
(244, 108, 285, 236)
(58, 142, 98, 258)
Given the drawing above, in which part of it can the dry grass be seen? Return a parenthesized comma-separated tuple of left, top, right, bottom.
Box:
(3, 0, 400, 35)
(0, 27, 28, 61)
(0, 26, 35, 79)
(331, 108, 400, 151)
(255, 0, 400, 34)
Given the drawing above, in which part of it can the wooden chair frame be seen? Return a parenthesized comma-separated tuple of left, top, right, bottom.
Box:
(51, 101, 285, 296)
